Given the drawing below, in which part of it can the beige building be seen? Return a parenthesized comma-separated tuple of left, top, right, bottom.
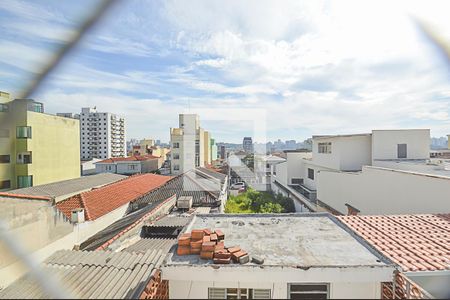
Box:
(0, 93, 80, 190)
(203, 131, 211, 166)
(170, 114, 206, 175)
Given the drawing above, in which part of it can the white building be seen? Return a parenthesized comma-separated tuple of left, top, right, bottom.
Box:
(162, 214, 395, 299)
(272, 129, 450, 215)
(170, 114, 205, 175)
(94, 155, 160, 175)
(79, 107, 126, 160)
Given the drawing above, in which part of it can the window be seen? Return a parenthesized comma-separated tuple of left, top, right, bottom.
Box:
(16, 126, 32, 138)
(0, 103, 8, 112)
(0, 155, 10, 163)
(397, 143, 407, 159)
(173, 164, 180, 171)
(288, 284, 328, 299)
(173, 142, 180, 148)
(17, 175, 33, 188)
(318, 142, 331, 154)
(28, 102, 43, 113)
(128, 164, 136, 170)
(208, 288, 271, 299)
(291, 178, 303, 185)
(0, 180, 11, 189)
(17, 152, 32, 164)
(173, 154, 180, 159)
(308, 168, 314, 180)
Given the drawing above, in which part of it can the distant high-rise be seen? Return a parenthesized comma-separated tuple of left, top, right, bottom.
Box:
(220, 145, 226, 159)
(76, 107, 126, 160)
(170, 114, 207, 175)
(243, 137, 253, 153)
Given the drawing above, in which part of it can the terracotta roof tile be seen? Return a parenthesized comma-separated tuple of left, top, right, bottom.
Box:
(337, 214, 450, 272)
(56, 174, 171, 221)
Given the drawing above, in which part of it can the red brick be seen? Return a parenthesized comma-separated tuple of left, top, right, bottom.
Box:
(227, 246, 240, 253)
(215, 241, 225, 251)
(203, 229, 212, 235)
(231, 250, 248, 262)
(202, 242, 216, 252)
(190, 240, 202, 249)
(213, 257, 231, 264)
(191, 229, 205, 240)
(203, 236, 211, 243)
(190, 247, 201, 255)
(215, 229, 225, 240)
(200, 251, 214, 259)
(177, 246, 190, 256)
(210, 233, 218, 241)
(178, 236, 191, 246)
(214, 251, 231, 259)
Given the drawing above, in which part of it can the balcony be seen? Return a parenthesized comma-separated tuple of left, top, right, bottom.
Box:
(288, 183, 317, 203)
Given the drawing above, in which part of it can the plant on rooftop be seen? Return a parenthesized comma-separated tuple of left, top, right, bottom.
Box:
(225, 188, 294, 213)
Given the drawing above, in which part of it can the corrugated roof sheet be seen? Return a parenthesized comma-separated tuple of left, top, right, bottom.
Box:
(56, 174, 171, 221)
(0, 173, 126, 201)
(152, 215, 193, 227)
(123, 238, 175, 254)
(337, 214, 450, 272)
(0, 249, 165, 299)
(80, 200, 164, 251)
(129, 169, 223, 212)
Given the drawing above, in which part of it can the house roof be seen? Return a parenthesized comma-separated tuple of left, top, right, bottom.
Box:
(0, 173, 126, 202)
(337, 214, 450, 272)
(56, 174, 171, 221)
(80, 195, 177, 251)
(96, 155, 160, 164)
(129, 168, 224, 212)
(167, 213, 392, 268)
(123, 238, 176, 254)
(0, 249, 165, 299)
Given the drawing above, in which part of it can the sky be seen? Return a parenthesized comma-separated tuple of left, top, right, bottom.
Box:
(0, 0, 449, 143)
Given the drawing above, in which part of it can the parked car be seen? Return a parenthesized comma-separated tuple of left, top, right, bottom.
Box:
(231, 182, 246, 189)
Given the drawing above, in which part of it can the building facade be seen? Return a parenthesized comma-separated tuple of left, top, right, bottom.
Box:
(1, 95, 80, 190)
(95, 155, 160, 175)
(243, 136, 253, 153)
(210, 138, 218, 161)
(77, 107, 126, 160)
(170, 114, 206, 175)
(272, 129, 450, 215)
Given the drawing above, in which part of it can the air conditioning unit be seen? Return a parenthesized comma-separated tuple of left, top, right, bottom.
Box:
(71, 208, 85, 223)
(177, 196, 193, 210)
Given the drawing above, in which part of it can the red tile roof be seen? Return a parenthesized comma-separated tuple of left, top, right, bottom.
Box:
(56, 174, 171, 221)
(337, 214, 450, 272)
(97, 155, 160, 164)
(0, 193, 51, 201)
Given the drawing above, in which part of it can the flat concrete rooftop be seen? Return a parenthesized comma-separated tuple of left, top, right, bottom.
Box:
(166, 213, 390, 268)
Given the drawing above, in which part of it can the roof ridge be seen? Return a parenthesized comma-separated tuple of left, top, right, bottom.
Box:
(79, 194, 91, 220)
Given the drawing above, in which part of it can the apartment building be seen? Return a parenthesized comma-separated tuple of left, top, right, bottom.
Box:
(75, 107, 126, 160)
(203, 131, 211, 165)
(210, 138, 218, 161)
(170, 114, 206, 175)
(243, 136, 253, 153)
(0, 95, 80, 190)
(272, 129, 450, 215)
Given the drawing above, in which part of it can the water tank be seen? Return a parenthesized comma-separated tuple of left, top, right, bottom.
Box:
(177, 196, 193, 209)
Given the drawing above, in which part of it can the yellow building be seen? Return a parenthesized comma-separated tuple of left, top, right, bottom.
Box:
(0, 95, 80, 190)
(203, 131, 211, 165)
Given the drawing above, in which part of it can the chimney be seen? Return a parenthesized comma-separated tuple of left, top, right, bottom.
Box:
(71, 208, 85, 223)
(345, 203, 361, 216)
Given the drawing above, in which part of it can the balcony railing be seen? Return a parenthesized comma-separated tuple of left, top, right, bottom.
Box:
(382, 272, 434, 299)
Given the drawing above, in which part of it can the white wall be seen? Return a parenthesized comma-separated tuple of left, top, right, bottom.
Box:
(372, 129, 430, 162)
(312, 135, 371, 171)
(317, 166, 450, 215)
(286, 152, 311, 184)
(164, 266, 390, 299)
(273, 162, 288, 186)
(116, 161, 142, 174)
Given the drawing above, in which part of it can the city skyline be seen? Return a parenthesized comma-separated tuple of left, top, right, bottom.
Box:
(0, 0, 449, 143)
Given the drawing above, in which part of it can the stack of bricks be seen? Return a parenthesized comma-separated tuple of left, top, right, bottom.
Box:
(177, 229, 250, 265)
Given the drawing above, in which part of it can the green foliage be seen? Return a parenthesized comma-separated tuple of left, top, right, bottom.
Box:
(225, 188, 295, 214)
